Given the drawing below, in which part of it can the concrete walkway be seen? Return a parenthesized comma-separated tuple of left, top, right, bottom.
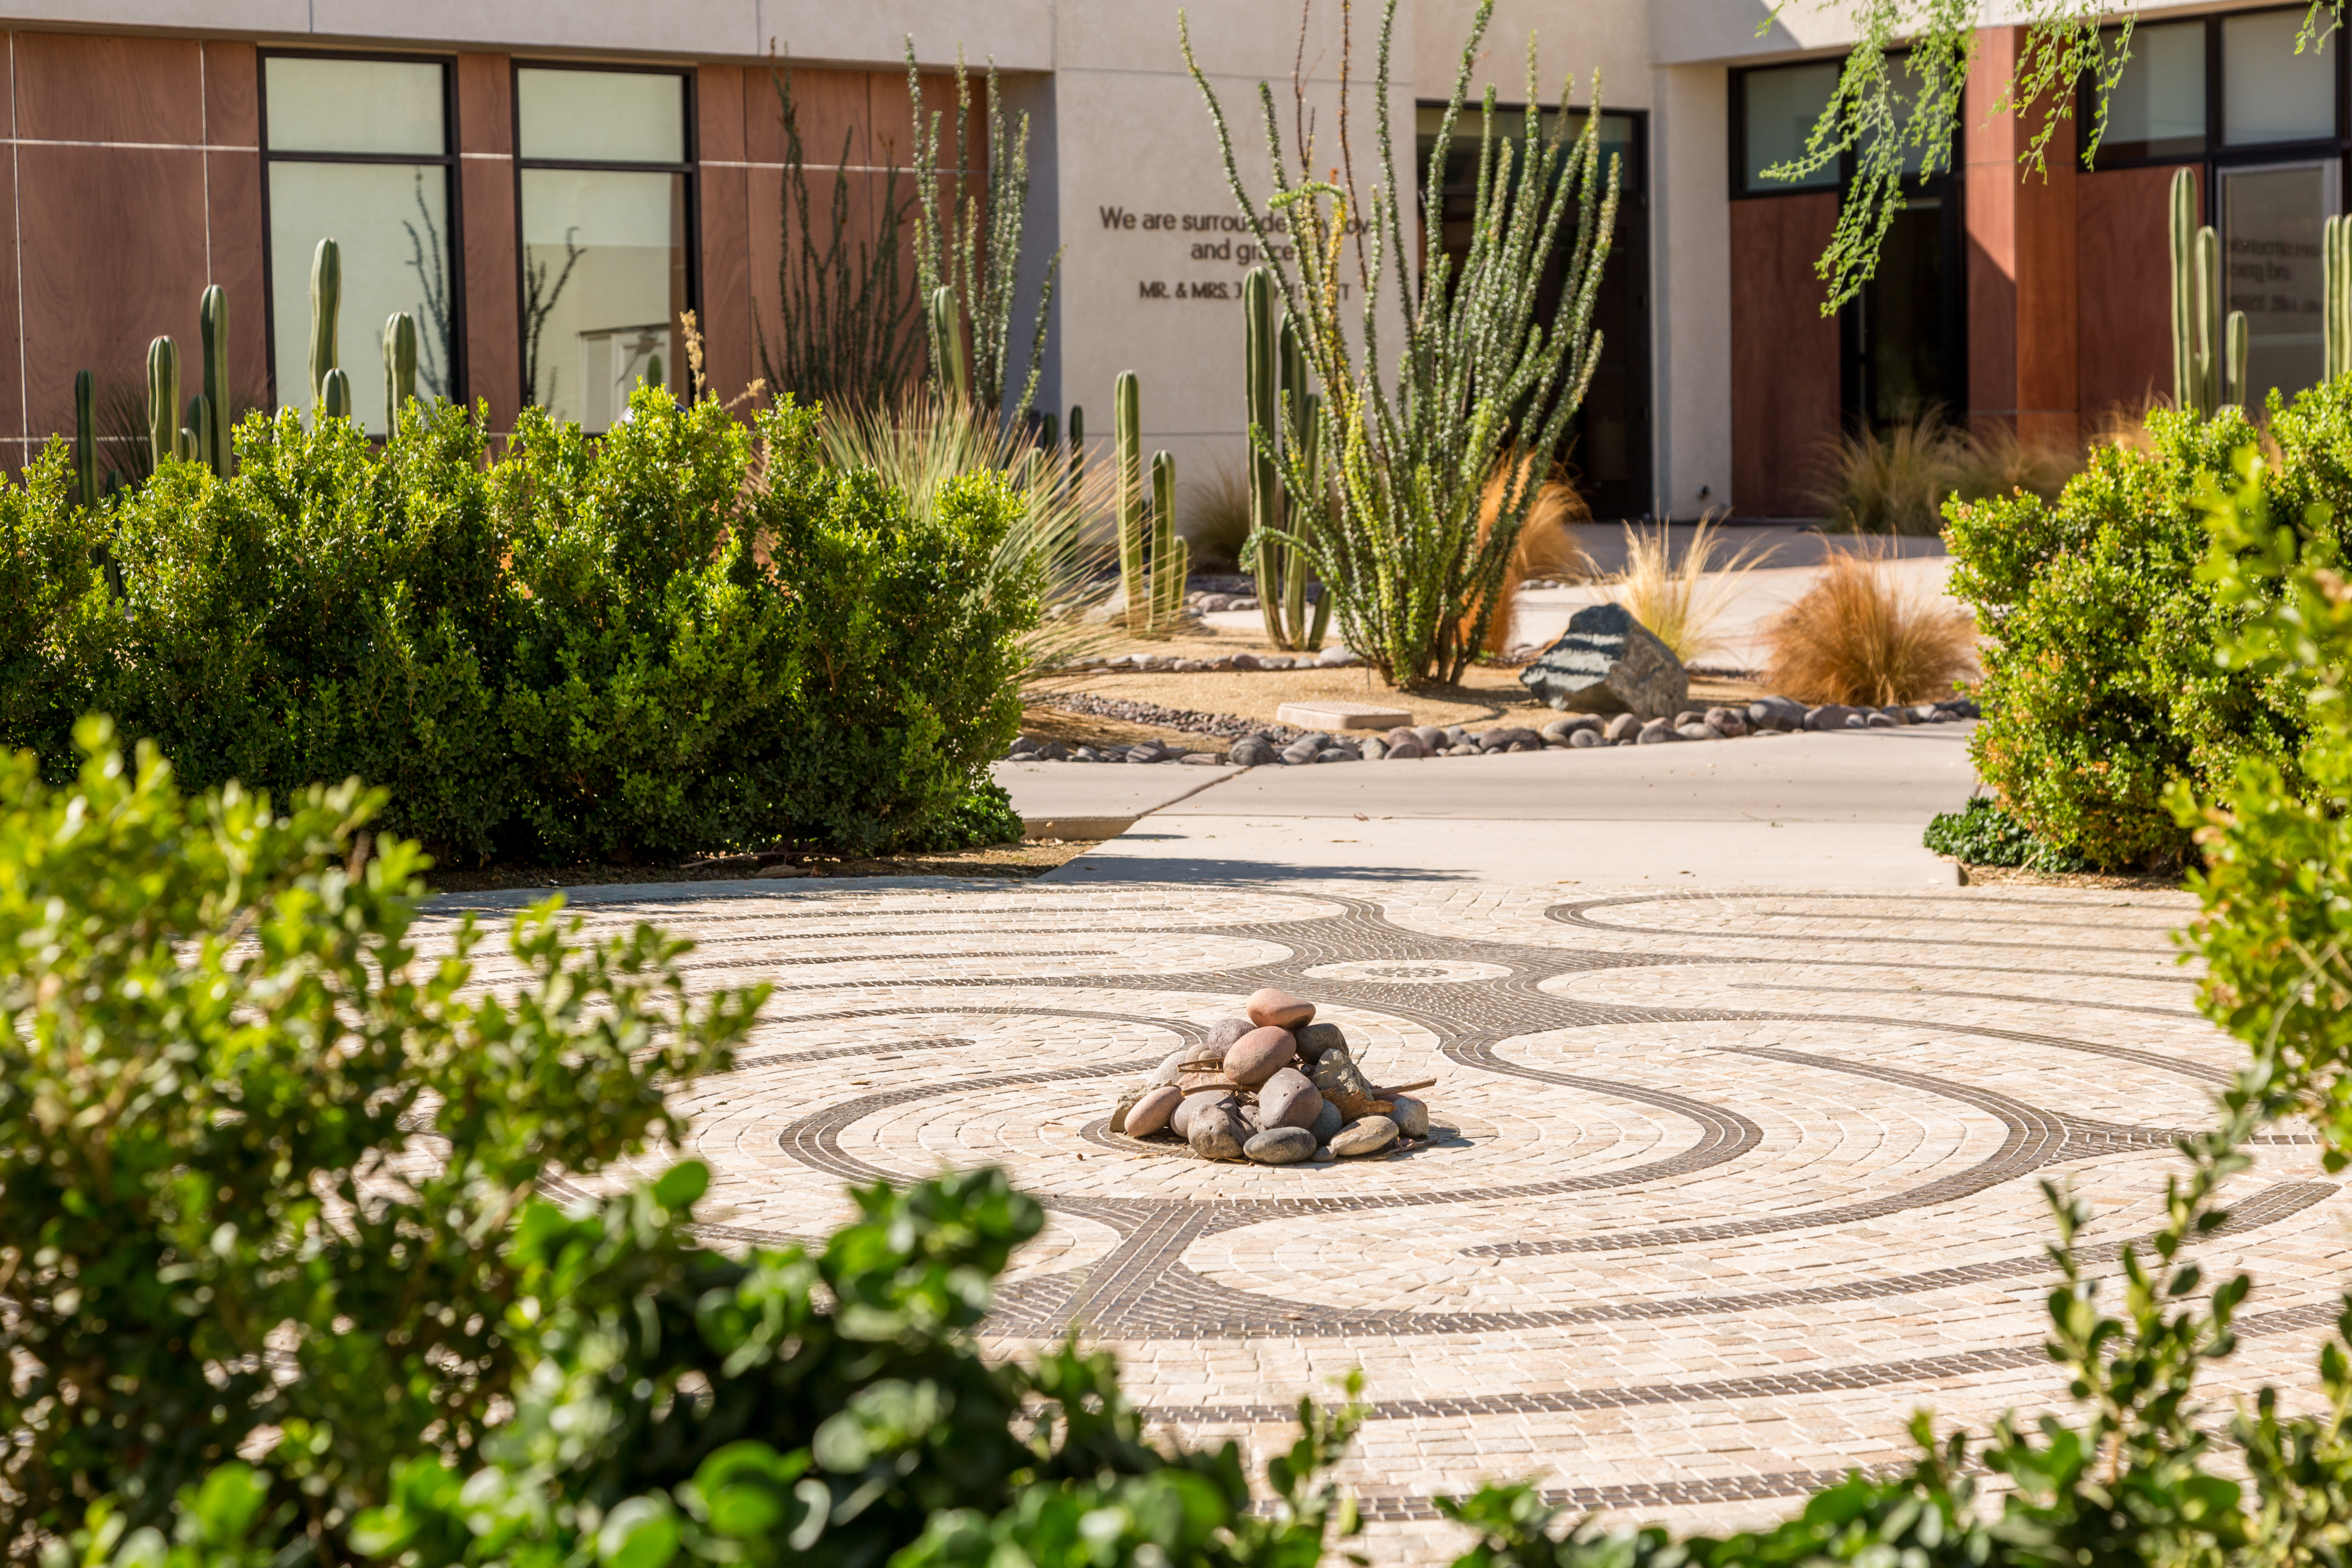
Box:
(997, 725, 1978, 889)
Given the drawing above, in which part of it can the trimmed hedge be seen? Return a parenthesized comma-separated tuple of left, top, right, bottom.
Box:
(1944, 387, 2352, 870)
(0, 389, 1032, 862)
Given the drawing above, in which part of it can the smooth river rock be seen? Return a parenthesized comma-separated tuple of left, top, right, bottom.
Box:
(1189, 1104, 1248, 1161)
(1148, 1049, 1188, 1086)
(1309, 1098, 1344, 1144)
(1245, 1126, 1317, 1165)
(1246, 987, 1316, 1031)
(1257, 1066, 1324, 1129)
(1204, 1017, 1255, 1053)
(1389, 1094, 1430, 1138)
(1294, 1021, 1347, 1064)
(1330, 1115, 1400, 1157)
(1126, 1084, 1183, 1138)
(1225, 1025, 1298, 1086)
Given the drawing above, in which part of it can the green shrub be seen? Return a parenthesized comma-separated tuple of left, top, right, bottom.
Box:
(1945, 390, 2352, 869)
(0, 389, 1033, 865)
(0, 719, 765, 1545)
(1921, 796, 2086, 871)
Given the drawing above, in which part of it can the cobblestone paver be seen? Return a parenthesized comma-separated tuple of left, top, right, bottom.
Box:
(423, 879, 2350, 1561)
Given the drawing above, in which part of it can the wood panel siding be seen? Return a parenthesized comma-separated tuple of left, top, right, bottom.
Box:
(455, 53, 519, 427)
(202, 41, 268, 417)
(2078, 163, 2190, 426)
(1965, 26, 2080, 451)
(1729, 192, 1840, 518)
(696, 65, 754, 402)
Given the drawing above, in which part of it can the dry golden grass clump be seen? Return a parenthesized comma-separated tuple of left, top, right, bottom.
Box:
(1761, 551, 1978, 706)
(1606, 516, 1774, 667)
(1474, 455, 1594, 655)
(1820, 412, 2079, 535)
(1181, 455, 1256, 573)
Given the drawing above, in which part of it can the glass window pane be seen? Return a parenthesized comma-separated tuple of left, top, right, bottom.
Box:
(1742, 62, 1841, 193)
(268, 161, 457, 436)
(2223, 10, 2336, 145)
(265, 56, 444, 157)
(2100, 21, 2205, 158)
(517, 68, 685, 164)
(520, 167, 686, 430)
(2222, 163, 2334, 403)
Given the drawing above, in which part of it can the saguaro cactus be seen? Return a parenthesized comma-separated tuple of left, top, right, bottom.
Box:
(199, 285, 230, 474)
(1242, 266, 1326, 651)
(384, 311, 418, 430)
(310, 238, 342, 411)
(147, 337, 180, 473)
(2328, 213, 2352, 384)
(1151, 450, 1187, 626)
(73, 369, 97, 511)
(2169, 169, 2248, 417)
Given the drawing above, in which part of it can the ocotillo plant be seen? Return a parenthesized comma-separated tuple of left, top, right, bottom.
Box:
(1186, 0, 1619, 686)
(1115, 371, 1147, 623)
(1241, 265, 1326, 651)
(73, 370, 97, 511)
(310, 237, 342, 411)
(2169, 169, 2248, 416)
(928, 286, 971, 402)
(906, 42, 1061, 423)
(198, 284, 230, 474)
(146, 337, 180, 473)
(384, 311, 419, 429)
(2328, 213, 2352, 383)
(1151, 449, 1187, 626)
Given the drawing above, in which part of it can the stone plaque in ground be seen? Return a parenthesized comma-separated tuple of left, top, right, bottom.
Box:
(1518, 602, 1688, 718)
(1276, 699, 1413, 730)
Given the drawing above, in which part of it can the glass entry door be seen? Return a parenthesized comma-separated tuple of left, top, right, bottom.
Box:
(1842, 190, 1964, 433)
(2220, 161, 2338, 405)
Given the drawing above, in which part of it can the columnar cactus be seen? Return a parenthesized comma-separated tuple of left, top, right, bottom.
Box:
(1242, 265, 1326, 651)
(384, 311, 418, 429)
(2169, 170, 2248, 417)
(2328, 214, 2352, 383)
(1151, 449, 1187, 625)
(183, 395, 208, 465)
(929, 286, 970, 403)
(199, 284, 230, 475)
(321, 367, 353, 424)
(1067, 404, 1084, 481)
(147, 337, 180, 473)
(310, 238, 342, 412)
(73, 369, 96, 511)
(1115, 371, 1146, 621)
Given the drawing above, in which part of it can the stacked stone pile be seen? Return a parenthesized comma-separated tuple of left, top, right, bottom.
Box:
(1108, 988, 1434, 1166)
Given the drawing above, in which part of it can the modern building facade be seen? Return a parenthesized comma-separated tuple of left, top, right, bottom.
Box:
(4, 0, 2338, 519)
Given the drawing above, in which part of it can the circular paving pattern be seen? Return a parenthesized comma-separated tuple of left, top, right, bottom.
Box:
(421, 879, 2351, 1563)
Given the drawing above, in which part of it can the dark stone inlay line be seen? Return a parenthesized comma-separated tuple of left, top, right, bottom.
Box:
(982, 1181, 2338, 1341)
(1548, 893, 2181, 958)
(1460, 1044, 2152, 1259)
(1729, 983, 2204, 1021)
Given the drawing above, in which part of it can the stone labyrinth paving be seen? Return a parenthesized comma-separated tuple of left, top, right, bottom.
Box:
(426, 880, 2352, 1561)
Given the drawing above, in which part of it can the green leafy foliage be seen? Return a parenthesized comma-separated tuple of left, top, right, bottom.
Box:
(0, 388, 1033, 865)
(0, 718, 765, 1549)
(1946, 387, 2352, 869)
(1922, 797, 2086, 871)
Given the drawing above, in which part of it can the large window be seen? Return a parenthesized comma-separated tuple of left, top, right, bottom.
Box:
(260, 54, 460, 435)
(1730, 58, 1966, 435)
(2089, 7, 2347, 403)
(514, 66, 694, 431)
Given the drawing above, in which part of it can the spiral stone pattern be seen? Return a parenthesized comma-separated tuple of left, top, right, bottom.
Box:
(421, 879, 2351, 1563)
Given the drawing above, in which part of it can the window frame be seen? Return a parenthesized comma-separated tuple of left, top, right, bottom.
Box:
(2083, 4, 2351, 224)
(1727, 57, 1851, 200)
(508, 58, 701, 422)
(256, 47, 467, 417)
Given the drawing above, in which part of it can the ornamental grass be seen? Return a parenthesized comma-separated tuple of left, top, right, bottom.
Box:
(1604, 516, 1774, 667)
(1760, 549, 1977, 706)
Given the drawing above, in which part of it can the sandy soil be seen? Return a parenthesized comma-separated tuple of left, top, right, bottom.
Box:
(1031, 663, 1769, 731)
